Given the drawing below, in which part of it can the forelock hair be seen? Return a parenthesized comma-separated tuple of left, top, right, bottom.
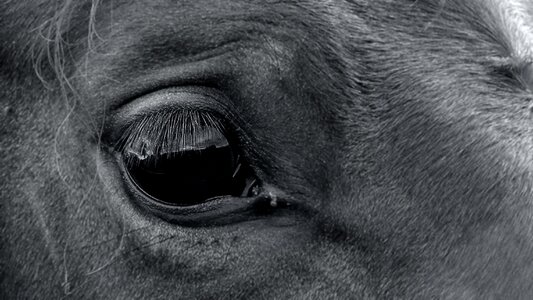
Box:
(27, 0, 102, 98)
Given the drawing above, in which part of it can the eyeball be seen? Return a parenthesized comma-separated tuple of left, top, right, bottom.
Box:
(117, 108, 259, 207)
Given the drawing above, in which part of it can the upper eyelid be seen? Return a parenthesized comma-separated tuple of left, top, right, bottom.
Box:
(102, 86, 261, 167)
(85, 40, 242, 113)
(111, 86, 230, 123)
(105, 86, 234, 141)
(105, 86, 257, 151)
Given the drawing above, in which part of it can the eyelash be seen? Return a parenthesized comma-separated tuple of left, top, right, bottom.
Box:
(114, 108, 232, 166)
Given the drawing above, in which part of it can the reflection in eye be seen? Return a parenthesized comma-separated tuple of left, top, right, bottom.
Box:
(116, 109, 258, 206)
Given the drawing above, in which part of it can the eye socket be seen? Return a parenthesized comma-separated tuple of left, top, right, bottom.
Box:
(115, 101, 260, 208)
(106, 88, 302, 226)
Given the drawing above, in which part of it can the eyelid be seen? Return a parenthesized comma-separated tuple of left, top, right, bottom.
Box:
(105, 86, 234, 143)
(103, 85, 261, 174)
(113, 86, 229, 124)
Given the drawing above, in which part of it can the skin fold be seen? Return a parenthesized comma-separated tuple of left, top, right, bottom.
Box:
(1, 0, 533, 298)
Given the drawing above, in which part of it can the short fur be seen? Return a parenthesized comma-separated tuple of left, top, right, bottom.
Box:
(1, 0, 533, 299)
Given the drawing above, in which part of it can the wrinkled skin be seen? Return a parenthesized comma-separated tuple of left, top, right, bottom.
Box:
(2, 0, 533, 299)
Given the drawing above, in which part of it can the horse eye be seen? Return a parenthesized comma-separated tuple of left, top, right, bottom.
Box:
(119, 110, 258, 207)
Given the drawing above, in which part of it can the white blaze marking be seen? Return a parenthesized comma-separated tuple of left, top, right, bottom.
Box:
(485, 0, 533, 61)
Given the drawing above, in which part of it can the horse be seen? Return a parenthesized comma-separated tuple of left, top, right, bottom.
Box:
(1, 0, 533, 298)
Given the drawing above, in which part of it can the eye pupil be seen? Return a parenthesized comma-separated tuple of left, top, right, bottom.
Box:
(123, 139, 257, 206)
(126, 144, 237, 205)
